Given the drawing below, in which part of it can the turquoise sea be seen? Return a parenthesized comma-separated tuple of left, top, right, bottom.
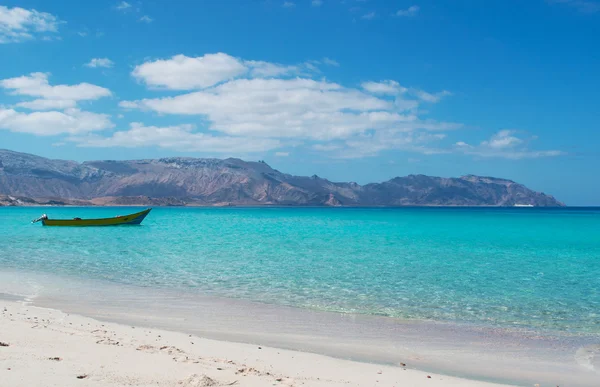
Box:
(1, 206, 599, 335)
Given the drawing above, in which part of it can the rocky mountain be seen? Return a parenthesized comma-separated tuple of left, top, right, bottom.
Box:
(0, 149, 564, 207)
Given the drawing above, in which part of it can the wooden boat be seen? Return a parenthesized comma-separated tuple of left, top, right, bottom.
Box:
(32, 208, 152, 227)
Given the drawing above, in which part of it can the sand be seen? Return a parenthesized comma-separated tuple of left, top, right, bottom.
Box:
(0, 300, 515, 387)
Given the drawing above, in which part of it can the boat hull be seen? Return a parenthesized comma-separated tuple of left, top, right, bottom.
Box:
(42, 208, 151, 227)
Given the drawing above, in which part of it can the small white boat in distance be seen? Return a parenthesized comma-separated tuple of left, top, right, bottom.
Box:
(514, 204, 534, 207)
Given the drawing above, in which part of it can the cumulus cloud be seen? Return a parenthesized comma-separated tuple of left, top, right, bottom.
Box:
(119, 78, 422, 140)
(120, 53, 465, 156)
(132, 53, 247, 90)
(132, 54, 324, 90)
(0, 5, 62, 43)
(454, 130, 564, 159)
(0, 73, 114, 136)
(85, 58, 114, 68)
(0, 108, 113, 136)
(111, 52, 558, 159)
(311, 0, 323, 7)
(0, 72, 111, 101)
(395, 5, 420, 17)
(283, 1, 296, 8)
(139, 15, 153, 23)
(0, 49, 560, 160)
(69, 122, 281, 153)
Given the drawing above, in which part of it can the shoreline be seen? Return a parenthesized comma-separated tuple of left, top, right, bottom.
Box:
(0, 203, 571, 208)
(0, 196, 571, 208)
(0, 298, 514, 387)
(0, 270, 598, 386)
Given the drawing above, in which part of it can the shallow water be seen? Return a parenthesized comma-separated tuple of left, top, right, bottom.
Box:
(2, 206, 600, 334)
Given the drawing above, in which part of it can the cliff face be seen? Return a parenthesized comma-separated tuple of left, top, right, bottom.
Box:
(0, 149, 564, 207)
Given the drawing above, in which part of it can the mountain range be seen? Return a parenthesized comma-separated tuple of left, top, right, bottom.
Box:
(0, 149, 564, 207)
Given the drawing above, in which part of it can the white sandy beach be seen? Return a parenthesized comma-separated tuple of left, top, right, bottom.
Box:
(0, 300, 515, 387)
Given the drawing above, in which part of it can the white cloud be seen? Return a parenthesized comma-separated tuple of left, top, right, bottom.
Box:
(115, 1, 132, 11)
(361, 11, 376, 20)
(132, 53, 247, 90)
(122, 53, 462, 158)
(311, 0, 323, 6)
(118, 52, 480, 157)
(15, 99, 77, 110)
(70, 122, 281, 153)
(275, 152, 290, 156)
(85, 58, 114, 68)
(322, 57, 340, 67)
(0, 72, 112, 101)
(120, 78, 420, 140)
(139, 15, 153, 23)
(283, 1, 296, 8)
(455, 130, 564, 159)
(362, 80, 406, 95)
(131, 53, 328, 90)
(0, 5, 61, 43)
(395, 5, 419, 17)
(0, 50, 554, 161)
(0, 108, 113, 136)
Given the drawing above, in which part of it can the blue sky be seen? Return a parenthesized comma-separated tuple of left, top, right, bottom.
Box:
(0, 0, 598, 205)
